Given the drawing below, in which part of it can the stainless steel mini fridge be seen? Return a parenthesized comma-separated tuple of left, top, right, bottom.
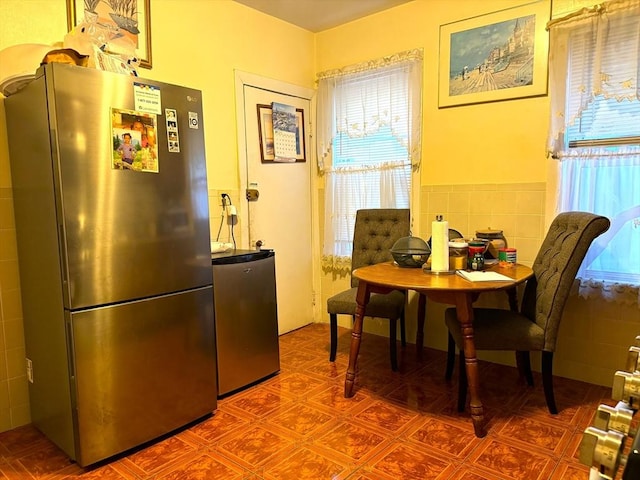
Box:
(211, 250, 280, 396)
(5, 63, 217, 466)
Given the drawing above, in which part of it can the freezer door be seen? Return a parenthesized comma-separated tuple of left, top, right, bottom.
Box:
(70, 286, 216, 466)
(46, 64, 211, 308)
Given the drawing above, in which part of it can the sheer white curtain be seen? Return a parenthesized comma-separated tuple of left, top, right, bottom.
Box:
(547, 0, 640, 153)
(547, 0, 640, 305)
(317, 49, 423, 274)
(558, 148, 640, 304)
(323, 163, 411, 272)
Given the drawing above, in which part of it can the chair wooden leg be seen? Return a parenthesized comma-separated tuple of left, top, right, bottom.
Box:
(389, 318, 398, 371)
(329, 313, 338, 362)
(445, 333, 456, 381)
(542, 351, 558, 414)
(516, 351, 534, 386)
(400, 310, 406, 347)
(457, 350, 468, 412)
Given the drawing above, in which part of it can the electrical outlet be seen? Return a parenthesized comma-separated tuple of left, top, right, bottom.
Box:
(26, 358, 33, 383)
(220, 193, 227, 207)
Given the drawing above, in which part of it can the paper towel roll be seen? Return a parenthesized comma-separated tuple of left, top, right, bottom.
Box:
(431, 216, 449, 272)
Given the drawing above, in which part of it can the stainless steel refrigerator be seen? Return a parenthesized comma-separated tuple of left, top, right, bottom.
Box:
(5, 63, 216, 467)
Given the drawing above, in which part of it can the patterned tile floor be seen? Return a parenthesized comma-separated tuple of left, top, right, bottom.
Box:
(0, 323, 612, 479)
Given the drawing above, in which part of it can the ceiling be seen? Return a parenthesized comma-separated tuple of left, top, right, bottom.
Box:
(233, 0, 413, 32)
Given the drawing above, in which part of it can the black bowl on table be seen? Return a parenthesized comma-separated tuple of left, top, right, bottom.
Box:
(390, 236, 431, 268)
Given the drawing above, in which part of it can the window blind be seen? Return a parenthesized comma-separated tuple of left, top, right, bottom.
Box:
(565, 11, 640, 147)
(331, 68, 412, 246)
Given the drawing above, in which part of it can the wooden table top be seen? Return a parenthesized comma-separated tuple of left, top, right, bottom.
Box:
(353, 261, 533, 293)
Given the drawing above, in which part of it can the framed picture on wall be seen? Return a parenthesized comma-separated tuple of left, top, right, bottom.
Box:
(66, 0, 152, 69)
(438, 1, 550, 108)
(256, 104, 306, 163)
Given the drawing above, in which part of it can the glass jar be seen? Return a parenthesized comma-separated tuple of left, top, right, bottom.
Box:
(475, 228, 507, 259)
(448, 240, 468, 270)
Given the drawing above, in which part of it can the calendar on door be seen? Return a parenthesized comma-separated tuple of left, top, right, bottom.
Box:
(272, 102, 297, 162)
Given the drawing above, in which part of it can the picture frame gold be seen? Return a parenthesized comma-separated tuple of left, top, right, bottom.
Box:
(438, 1, 550, 108)
(66, 0, 152, 69)
(256, 104, 306, 163)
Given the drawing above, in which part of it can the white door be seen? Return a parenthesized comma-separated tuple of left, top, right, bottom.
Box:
(236, 72, 315, 334)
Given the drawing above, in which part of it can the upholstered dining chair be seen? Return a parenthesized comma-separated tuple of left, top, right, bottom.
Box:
(327, 208, 410, 371)
(444, 211, 610, 414)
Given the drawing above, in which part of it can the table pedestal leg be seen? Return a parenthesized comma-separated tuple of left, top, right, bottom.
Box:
(456, 292, 486, 437)
(416, 293, 426, 358)
(344, 283, 370, 398)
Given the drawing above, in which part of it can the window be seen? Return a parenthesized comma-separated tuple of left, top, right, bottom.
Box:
(317, 50, 423, 274)
(547, 0, 640, 303)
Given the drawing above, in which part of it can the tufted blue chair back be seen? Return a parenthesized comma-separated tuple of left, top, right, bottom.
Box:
(520, 211, 610, 352)
(350, 209, 411, 288)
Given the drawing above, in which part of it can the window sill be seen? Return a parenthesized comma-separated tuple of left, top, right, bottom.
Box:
(576, 278, 640, 307)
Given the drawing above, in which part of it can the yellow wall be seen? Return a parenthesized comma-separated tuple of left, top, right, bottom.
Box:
(0, 0, 637, 433)
(316, 0, 550, 187)
(147, 0, 315, 190)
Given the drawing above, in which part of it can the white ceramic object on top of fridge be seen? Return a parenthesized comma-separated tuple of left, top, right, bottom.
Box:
(0, 43, 53, 96)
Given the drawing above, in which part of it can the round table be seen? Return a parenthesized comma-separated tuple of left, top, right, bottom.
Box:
(346, 261, 533, 437)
